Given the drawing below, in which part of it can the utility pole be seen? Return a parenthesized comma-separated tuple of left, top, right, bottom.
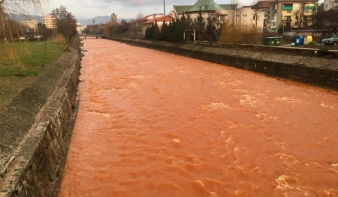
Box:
(164, 0, 166, 16)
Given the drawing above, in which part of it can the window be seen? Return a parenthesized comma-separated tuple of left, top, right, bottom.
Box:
(283, 4, 293, 10)
(253, 15, 256, 20)
(304, 9, 313, 13)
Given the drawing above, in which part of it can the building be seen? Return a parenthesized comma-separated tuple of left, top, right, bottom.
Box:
(76, 23, 83, 34)
(252, 0, 274, 32)
(20, 19, 39, 32)
(111, 13, 117, 23)
(268, 0, 317, 32)
(143, 15, 173, 31)
(86, 19, 105, 34)
(129, 13, 165, 35)
(171, 0, 237, 30)
(43, 14, 57, 29)
(238, 6, 265, 32)
(323, 0, 338, 10)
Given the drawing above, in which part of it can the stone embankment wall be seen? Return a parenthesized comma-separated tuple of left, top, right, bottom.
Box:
(110, 37, 338, 90)
(0, 37, 81, 197)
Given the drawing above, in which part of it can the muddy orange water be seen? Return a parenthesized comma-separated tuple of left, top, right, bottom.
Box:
(58, 39, 338, 197)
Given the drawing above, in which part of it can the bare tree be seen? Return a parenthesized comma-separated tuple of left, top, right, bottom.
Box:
(0, 0, 46, 41)
(314, 6, 338, 35)
(51, 5, 77, 42)
(251, 0, 260, 29)
(135, 12, 144, 20)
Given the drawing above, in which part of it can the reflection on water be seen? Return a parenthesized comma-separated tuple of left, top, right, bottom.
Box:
(58, 39, 338, 197)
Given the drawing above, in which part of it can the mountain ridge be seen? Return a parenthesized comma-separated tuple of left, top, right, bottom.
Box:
(8, 13, 132, 26)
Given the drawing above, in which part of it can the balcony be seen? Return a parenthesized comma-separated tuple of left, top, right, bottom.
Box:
(303, 18, 313, 22)
(282, 19, 292, 22)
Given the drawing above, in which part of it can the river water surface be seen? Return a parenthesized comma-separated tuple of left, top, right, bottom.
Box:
(58, 39, 338, 197)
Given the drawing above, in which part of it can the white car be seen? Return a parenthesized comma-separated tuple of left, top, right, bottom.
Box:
(321, 36, 338, 46)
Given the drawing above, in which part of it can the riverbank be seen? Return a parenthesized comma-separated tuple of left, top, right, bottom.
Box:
(0, 37, 81, 197)
(108, 37, 338, 90)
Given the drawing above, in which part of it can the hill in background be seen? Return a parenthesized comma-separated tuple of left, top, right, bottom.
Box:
(78, 16, 133, 26)
(9, 13, 44, 23)
(8, 14, 132, 26)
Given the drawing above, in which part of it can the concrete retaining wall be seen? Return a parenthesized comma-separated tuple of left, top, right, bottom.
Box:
(0, 37, 81, 197)
(110, 37, 338, 90)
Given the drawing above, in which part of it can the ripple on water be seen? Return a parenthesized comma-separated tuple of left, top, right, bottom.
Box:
(58, 40, 338, 197)
(240, 94, 259, 107)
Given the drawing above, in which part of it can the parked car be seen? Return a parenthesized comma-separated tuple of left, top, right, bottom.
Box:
(321, 36, 338, 45)
(19, 36, 26, 41)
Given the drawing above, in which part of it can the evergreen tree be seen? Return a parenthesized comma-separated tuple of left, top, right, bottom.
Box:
(152, 21, 160, 40)
(167, 21, 173, 41)
(161, 21, 169, 40)
(195, 9, 205, 42)
(205, 17, 214, 42)
(145, 27, 152, 38)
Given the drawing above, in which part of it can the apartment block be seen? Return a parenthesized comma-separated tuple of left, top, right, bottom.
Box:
(43, 14, 57, 29)
(269, 0, 317, 32)
(324, 0, 338, 10)
(20, 19, 38, 32)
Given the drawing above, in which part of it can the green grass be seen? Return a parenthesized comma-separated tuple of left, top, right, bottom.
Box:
(0, 41, 65, 77)
(0, 41, 65, 109)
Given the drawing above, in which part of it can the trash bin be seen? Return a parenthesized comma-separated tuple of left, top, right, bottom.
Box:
(295, 36, 304, 46)
(262, 37, 283, 46)
(274, 37, 283, 46)
(304, 36, 313, 45)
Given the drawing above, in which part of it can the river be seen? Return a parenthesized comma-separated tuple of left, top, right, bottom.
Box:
(58, 39, 338, 197)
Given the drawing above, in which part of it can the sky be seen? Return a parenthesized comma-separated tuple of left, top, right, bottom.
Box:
(46, 0, 254, 20)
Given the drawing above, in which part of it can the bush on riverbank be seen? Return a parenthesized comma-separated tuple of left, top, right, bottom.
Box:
(219, 22, 262, 44)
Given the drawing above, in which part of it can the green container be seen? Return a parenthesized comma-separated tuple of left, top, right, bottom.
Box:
(262, 37, 283, 46)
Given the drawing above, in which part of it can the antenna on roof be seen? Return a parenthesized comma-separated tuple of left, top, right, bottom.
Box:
(164, 0, 166, 16)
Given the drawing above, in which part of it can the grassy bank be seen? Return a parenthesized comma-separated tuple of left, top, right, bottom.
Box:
(0, 41, 65, 110)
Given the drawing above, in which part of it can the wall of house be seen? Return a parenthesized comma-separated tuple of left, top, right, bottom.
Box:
(0, 37, 81, 197)
(324, 0, 338, 10)
(174, 10, 235, 30)
(238, 7, 264, 31)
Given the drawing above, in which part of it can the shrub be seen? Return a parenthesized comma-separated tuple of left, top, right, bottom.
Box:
(51, 33, 66, 45)
(308, 41, 318, 46)
(219, 22, 262, 44)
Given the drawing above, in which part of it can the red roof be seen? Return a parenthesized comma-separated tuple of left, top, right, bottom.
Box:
(144, 16, 173, 24)
(129, 14, 153, 24)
